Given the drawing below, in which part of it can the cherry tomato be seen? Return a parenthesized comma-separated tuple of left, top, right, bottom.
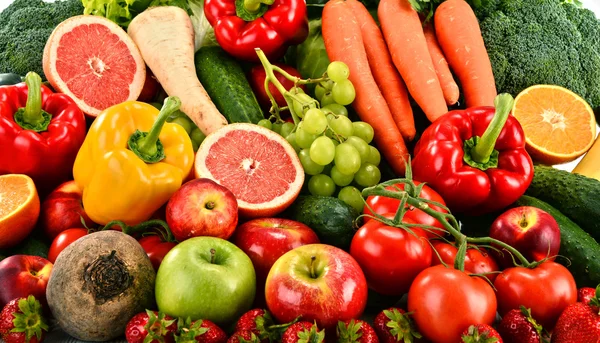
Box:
(138, 235, 177, 271)
(408, 265, 497, 343)
(249, 63, 305, 111)
(430, 241, 500, 282)
(350, 214, 432, 296)
(48, 228, 88, 263)
(364, 181, 447, 238)
(494, 261, 577, 329)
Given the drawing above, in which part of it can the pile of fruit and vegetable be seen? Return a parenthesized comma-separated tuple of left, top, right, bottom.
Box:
(3, 0, 600, 341)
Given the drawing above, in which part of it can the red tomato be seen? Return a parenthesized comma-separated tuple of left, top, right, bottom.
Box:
(494, 261, 577, 329)
(364, 182, 447, 238)
(430, 241, 500, 282)
(350, 214, 432, 296)
(408, 265, 497, 343)
(249, 63, 305, 111)
(138, 235, 177, 271)
(48, 228, 88, 263)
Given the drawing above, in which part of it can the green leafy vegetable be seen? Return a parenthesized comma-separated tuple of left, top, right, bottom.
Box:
(189, 0, 218, 51)
(82, 0, 190, 28)
(288, 19, 330, 92)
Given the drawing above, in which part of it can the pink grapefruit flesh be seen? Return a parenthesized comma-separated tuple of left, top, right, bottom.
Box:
(43, 15, 146, 117)
(195, 123, 304, 218)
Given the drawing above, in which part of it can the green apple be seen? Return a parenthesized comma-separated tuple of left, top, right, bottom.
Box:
(155, 236, 256, 325)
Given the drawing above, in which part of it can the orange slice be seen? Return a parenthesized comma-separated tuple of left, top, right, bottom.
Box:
(512, 85, 597, 165)
(0, 174, 40, 249)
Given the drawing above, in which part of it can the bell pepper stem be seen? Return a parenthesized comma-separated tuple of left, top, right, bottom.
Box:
(471, 94, 515, 163)
(243, 0, 274, 13)
(13, 72, 52, 132)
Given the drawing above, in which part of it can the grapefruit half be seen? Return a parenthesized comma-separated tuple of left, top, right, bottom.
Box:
(43, 15, 146, 117)
(195, 124, 304, 218)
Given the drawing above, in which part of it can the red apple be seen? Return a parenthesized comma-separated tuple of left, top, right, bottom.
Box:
(166, 178, 238, 241)
(0, 255, 53, 308)
(265, 244, 368, 330)
(490, 206, 561, 267)
(233, 218, 320, 306)
(39, 181, 95, 240)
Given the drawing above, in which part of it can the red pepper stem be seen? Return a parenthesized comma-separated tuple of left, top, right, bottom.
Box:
(471, 93, 515, 163)
(22, 72, 44, 125)
(244, 0, 274, 13)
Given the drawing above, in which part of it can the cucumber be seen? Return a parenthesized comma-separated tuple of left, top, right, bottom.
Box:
(525, 165, 600, 242)
(194, 47, 264, 124)
(515, 195, 600, 287)
(0, 73, 22, 86)
(285, 195, 359, 250)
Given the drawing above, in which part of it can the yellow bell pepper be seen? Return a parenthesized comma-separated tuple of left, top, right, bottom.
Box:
(73, 97, 194, 225)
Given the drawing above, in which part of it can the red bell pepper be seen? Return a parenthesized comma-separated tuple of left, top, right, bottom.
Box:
(412, 94, 533, 214)
(0, 72, 86, 195)
(204, 0, 308, 62)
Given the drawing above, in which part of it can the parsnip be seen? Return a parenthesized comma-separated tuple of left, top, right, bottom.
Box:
(128, 6, 228, 136)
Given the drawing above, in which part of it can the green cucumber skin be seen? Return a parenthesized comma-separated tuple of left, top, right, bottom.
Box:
(194, 47, 264, 124)
(515, 195, 600, 287)
(526, 165, 600, 242)
(0, 73, 22, 86)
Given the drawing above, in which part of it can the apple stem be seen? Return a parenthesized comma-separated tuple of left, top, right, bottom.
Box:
(210, 249, 216, 264)
(205, 201, 215, 210)
(519, 215, 528, 228)
(309, 256, 317, 279)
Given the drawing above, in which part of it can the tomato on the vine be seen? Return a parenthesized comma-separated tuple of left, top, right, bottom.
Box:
(138, 235, 177, 271)
(350, 214, 432, 296)
(249, 63, 305, 113)
(48, 228, 88, 263)
(408, 265, 497, 343)
(430, 241, 500, 282)
(364, 181, 447, 238)
(494, 261, 577, 329)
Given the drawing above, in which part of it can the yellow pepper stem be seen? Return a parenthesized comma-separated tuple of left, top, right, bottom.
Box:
(128, 96, 182, 164)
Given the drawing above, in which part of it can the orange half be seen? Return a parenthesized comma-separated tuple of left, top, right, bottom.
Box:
(0, 174, 40, 249)
(512, 85, 597, 165)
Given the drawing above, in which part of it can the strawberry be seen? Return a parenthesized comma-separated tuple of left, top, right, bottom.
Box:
(373, 307, 422, 343)
(551, 285, 600, 343)
(337, 319, 379, 343)
(125, 310, 178, 343)
(460, 324, 502, 343)
(227, 331, 261, 343)
(234, 309, 275, 342)
(578, 287, 596, 305)
(497, 306, 548, 343)
(0, 296, 49, 343)
(176, 318, 227, 343)
(281, 321, 324, 343)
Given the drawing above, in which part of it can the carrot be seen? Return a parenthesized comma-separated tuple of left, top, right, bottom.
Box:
(127, 6, 228, 136)
(379, 0, 448, 122)
(434, 0, 497, 107)
(346, 0, 416, 142)
(422, 21, 460, 106)
(323, 0, 409, 176)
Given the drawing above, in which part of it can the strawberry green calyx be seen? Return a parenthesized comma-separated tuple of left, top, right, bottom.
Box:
(10, 295, 49, 343)
(297, 323, 325, 343)
(337, 320, 362, 343)
(590, 284, 600, 313)
(384, 309, 422, 343)
(175, 318, 208, 343)
(519, 306, 549, 343)
(143, 310, 176, 343)
(460, 325, 499, 343)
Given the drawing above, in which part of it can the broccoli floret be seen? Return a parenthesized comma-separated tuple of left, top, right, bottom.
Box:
(479, 0, 600, 109)
(0, 0, 45, 24)
(0, 28, 53, 78)
(3, 8, 57, 31)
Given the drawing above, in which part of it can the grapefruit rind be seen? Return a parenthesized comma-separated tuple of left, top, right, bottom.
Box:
(42, 15, 146, 117)
(195, 123, 305, 218)
(0, 174, 40, 249)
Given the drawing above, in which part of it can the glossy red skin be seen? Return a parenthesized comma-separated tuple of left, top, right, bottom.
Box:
(204, 0, 308, 62)
(0, 255, 53, 309)
(39, 181, 94, 240)
(577, 287, 596, 305)
(494, 261, 577, 329)
(166, 179, 239, 241)
(48, 228, 88, 264)
(430, 241, 499, 282)
(351, 215, 432, 296)
(249, 64, 305, 112)
(490, 206, 561, 268)
(411, 107, 534, 214)
(138, 236, 177, 271)
(0, 83, 86, 195)
(265, 244, 368, 330)
(137, 68, 161, 103)
(364, 181, 448, 238)
(408, 265, 497, 343)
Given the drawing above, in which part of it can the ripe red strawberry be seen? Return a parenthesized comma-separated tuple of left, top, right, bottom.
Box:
(460, 324, 503, 343)
(125, 310, 178, 343)
(337, 319, 379, 343)
(0, 296, 49, 343)
(176, 318, 227, 343)
(235, 309, 275, 342)
(497, 307, 547, 343)
(578, 287, 596, 305)
(227, 330, 261, 343)
(373, 307, 423, 343)
(281, 321, 324, 343)
(551, 285, 600, 343)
